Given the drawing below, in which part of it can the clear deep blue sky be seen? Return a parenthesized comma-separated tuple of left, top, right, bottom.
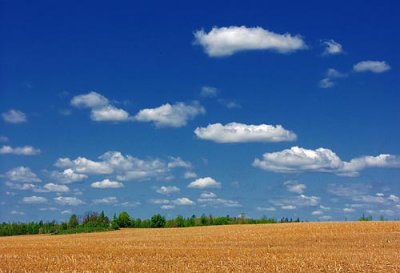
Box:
(1, 0, 399, 222)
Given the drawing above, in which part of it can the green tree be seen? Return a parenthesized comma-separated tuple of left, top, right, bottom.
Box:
(117, 211, 131, 228)
(151, 214, 166, 228)
(175, 215, 185, 227)
(68, 214, 79, 228)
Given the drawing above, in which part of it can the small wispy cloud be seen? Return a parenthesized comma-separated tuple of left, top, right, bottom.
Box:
(2, 109, 27, 124)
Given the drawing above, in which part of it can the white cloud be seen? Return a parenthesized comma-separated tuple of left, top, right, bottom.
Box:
(194, 26, 306, 57)
(253, 146, 343, 173)
(61, 209, 73, 215)
(91, 179, 124, 189)
(256, 206, 276, 212)
(342, 154, 400, 176)
(161, 205, 175, 210)
(71, 91, 109, 108)
(326, 68, 347, 78)
(135, 102, 205, 128)
(5, 182, 38, 191)
(155, 186, 180, 195)
(55, 151, 192, 182)
(167, 157, 192, 169)
(188, 177, 221, 189)
(39, 207, 59, 212)
(55, 157, 113, 175)
(11, 210, 25, 215)
(343, 208, 355, 213)
(353, 61, 390, 73)
(218, 99, 242, 109)
(5, 166, 41, 183)
(150, 199, 170, 205)
(311, 210, 323, 216)
(253, 146, 400, 176)
(328, 184, 371, 197)
(319, 78, 334, 88)
(151, 197, 195, 208)
(184, 171, 198, 179)
(71, 91, 131, 122)
(388, 194, 399, 203)
(199, 191, 217, 199)
(50, 169, 88, 184)
(281, 205, 296, 210)
(319, 215, 332, 221)
(43, 183, 70, 192)
(353, 194, 386, 204)
(173, 197, 195, 206)
(197, 192, 241, 208)
(195, 122, 296, 143)
(320, 205, 331, 211)
(200, 86, 219, 98)
(92, 196, 118, 205)
(297, 194, 320, 206)
(54, 196, 85, 206)
(323, 39, 343, 55)
(90, 105, 130, 121)
(272, 194, 320, 209)
(0, 145, 40, 155)
(319, 68, 347, 89)
(2, 109, 27, 124)
(22, 196, 47, 204)
(0, 136, 9, 142)
(284, 181, 306, 194)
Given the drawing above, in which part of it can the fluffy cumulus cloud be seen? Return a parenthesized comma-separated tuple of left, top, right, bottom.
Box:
(187, 177, 221, 189)
(91, 179, 124, 189)
(50, 169, 88, 184)
(2, 109, 27, 124)
(353, 61, 391, 73)
(22, 196, 47, 204)
(0, 145, 40, 155)
(90, 105, 130, 121)
(135, 102, 205, 128)
(54, 151, 191, 182)
(197, 191, 241, 208)
(194, 122, 296, 143)
(155, 186, 180, 195)
(71, 92, 109, 108)
(194, 26, 306, 57)
(54, 196, 85, 206)
(71, 91, 131, 122)
(323, 39, 343, 55)
(5, 166, 41, 183)
(55, 157, 113, 175)
(43, 183, 70, 192)
(253, 146, 400, 176)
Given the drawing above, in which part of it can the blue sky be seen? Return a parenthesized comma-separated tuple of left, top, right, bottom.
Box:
(1, 0, 399, 222)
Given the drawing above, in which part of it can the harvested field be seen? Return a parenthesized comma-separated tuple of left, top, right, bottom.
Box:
(0, 221, 399, 273)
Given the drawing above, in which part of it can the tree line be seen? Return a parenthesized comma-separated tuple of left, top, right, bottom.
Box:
(0, 211, 288, 236)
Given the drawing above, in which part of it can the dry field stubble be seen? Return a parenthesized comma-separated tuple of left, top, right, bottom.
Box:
(0, 221, 399, 272)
